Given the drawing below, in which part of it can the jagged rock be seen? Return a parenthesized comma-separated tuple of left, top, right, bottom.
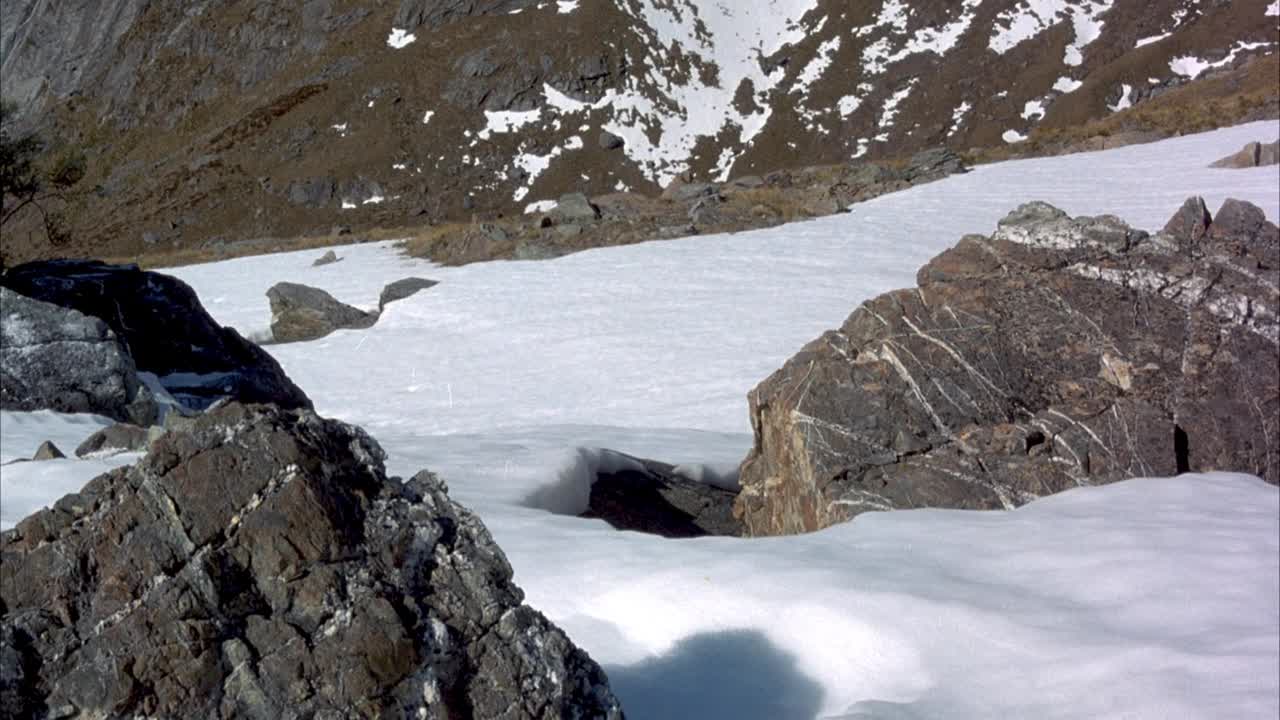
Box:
(2, 260, 311, 411)
(735, 198, 1280, 536)
(1209, 140, 1280, 168)
(75, 423, 150, 458)
(285, 177, 336, 207)
(663, 182, 720, 203)
(901, 147, 967, 182)
(267, 282, 378, 343)
(553, 193, 602, 223)
(0, 403, 624, 719)
(582, 454, 742, 538)
(311, 249, 341, 266)
(379, 277, 440, 311)
(31, 441, 65, 461)
(0, 286, 158, 425)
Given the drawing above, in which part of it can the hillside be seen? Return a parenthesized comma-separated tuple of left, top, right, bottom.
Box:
(1, 0, 1277, 263)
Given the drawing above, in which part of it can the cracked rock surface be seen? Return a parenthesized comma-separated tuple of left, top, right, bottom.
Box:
(735, 197, 1280, 536)
(0, 403, 623, 719)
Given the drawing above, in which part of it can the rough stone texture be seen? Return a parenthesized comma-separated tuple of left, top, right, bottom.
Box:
(0, 403, 624, 719)
(735, 198, 1280, 536)
(0, 286, 157, 425)
(32, 441, 65, 461)
(1209, 140, 1280, 168)
(379, 277, 440, 312)
(552, 193, 602, 223)
(75, 422, 150, 458)
(2, 260, 311, 411)
(581, 455, 743, 539)
(267, 281, 379, 343)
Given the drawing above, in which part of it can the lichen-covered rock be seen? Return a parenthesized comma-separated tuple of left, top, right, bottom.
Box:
(267, 281, 379, 343)
(1, 260, 311, 411)
(0, 286, 158, 424)
(0, 403, 624, 719)
(75, 422, 150, 457)
(735, 197, 1280, 535)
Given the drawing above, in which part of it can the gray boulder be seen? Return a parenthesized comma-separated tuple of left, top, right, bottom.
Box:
(75, 422, 150, 457)
(268, 281, 378, 343)
(598, 130, 625, 150)
(0, 287, 157, 425)
(1210, 140, 1280, 168)
(32, 441, 65, 461)
(379, 277, 440, 311)
(736, 198, 1280, 535)
(2, 260, 311, 411)
(311, 249, 341, 266)
(552, 193, 602, 223)
(1, 403, 624, 719)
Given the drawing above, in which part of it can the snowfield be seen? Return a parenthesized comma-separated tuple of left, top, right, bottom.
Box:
(3, 122, 1279, 718)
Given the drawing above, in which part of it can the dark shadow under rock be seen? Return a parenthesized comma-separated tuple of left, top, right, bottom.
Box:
(582, 455, 743, 538)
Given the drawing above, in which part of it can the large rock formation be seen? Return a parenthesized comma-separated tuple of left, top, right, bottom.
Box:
(1, 260, 310, 410)
(267, 281, 378, 343)
(0, 403, 624, 719)
(0, 286, 158, 424)
(735, 198, 1280, 536)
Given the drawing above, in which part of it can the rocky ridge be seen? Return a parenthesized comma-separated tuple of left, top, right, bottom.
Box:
(0, 402, 624, 719)
(734, 196, 1280, 535)
(1, 0, 1275, 263)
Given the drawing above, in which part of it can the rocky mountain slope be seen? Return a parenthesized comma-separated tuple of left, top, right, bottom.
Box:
(1, 0, 1277, 262)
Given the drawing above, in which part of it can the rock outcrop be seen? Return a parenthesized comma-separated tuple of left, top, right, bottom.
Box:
(582, 455, 743, 539)
(267, 281, 379, 343)
(0, 402, 624, 719)
(735, 197, 1280, 535)
(0, 286, 158, 425)
(75, 422, 150, 457)
(379, 277, 440, 311)
(2, 260, 311, 411)
(1209, 140, 1280, 168)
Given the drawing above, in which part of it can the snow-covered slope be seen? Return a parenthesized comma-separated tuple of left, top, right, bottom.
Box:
(3, 122, 1279, 718)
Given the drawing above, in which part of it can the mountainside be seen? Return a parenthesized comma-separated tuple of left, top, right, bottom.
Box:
(1, 0, 1277, 262)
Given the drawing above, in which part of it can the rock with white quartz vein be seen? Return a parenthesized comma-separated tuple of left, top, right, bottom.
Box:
(0, 402, 624, 719)
(735, 197, 1280, 536)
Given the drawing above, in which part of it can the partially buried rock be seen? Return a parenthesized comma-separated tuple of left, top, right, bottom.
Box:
(1, 260, 310, 411)
(32, 441, 65, 461)
(552, 192, 601, 223)
(583, 453, 742, 538)
(75, 422, 150, 457)
(312, 249, 341, 266)
(735, 197, 1280, 536)
(379, 276, 439, 311)
(1209, 140, 1280, 168)
(267, 281, 378, 343)
(0, 402, 624, 719)
(0, 286, 158, 425)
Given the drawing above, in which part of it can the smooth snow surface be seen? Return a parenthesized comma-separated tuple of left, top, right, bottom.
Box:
(3, 123, 1279, 719)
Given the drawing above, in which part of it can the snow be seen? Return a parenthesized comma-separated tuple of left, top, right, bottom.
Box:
(477, 108, 542, 140)
(557, 0, 579, 13)
(1002, 128, 1028, 143)
(421, 110, 434, 125)
(1135, 31, 1171, 48)
(837, 95, 862, 117)
(1170, 41, 1275, 80)
(1109, 83, 1134, 112)
(524, 200, 559, 214)
(386, 28, 416, 49)
(948, 102, 971, 136)
(989, 0, 1113, 67)
(793, 37, 841, 95)
(1053, 76, 1083, 93)
(877, 80, 917, 129)
(1022, 99, 1046, 121)
(1268, 1, 1279, 17)
(3, 122, 1279, 719)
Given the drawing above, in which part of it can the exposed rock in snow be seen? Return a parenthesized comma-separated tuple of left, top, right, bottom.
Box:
(2, 261, 311, 412)
(267, 281, 378, 343)
(0, 286, 158, 425)
(1210, 140, 1280, 168)
(0, 402, 624, 719)
(736, 197, 1280, 535)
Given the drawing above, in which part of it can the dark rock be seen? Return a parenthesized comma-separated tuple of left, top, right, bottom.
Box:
(553, 193, 602, 223)
(379, 277, 440, 311)
(2, 261, 311, 412)
(901, 147, 967, 182)
(663, 182, 720, 203)
(1162, 196, 1212, 248)
(0, 286, 158, 425)
(32, 441, 65, 461)
(1210, 140, 1280, 168)
(598, 130, 625, 150)
(0, 403, 624, 719)
(331, 225, 352, 236)
(735, 198, 1280, 535)
(582, 454, 742, 538)
(75, 423, 149, 458)
(311, 249, 341, 266)
(267, 282, 378, 343)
